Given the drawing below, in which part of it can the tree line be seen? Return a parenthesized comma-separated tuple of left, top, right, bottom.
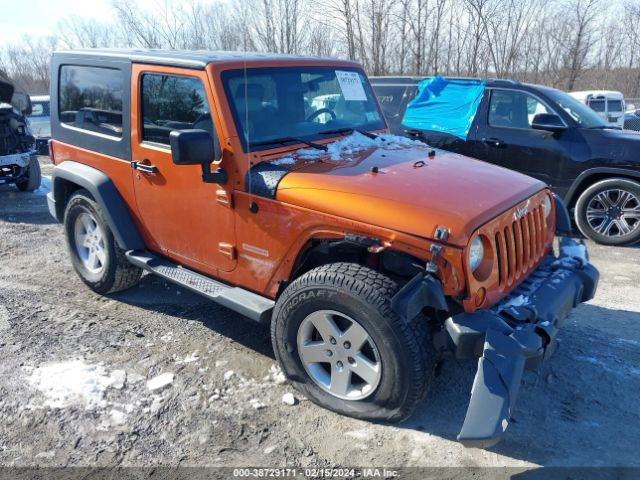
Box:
(2, 0, 639, 99)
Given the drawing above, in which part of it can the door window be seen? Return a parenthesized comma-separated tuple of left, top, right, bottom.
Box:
(141, 74, 213, 146)
(489, 90, 552, 129)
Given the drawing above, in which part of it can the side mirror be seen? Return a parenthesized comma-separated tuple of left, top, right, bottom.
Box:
(169, 129, 227, 185)
(531, 113, 566, 133)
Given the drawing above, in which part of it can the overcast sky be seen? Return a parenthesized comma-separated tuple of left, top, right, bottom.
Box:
(0, 0, 115, 45)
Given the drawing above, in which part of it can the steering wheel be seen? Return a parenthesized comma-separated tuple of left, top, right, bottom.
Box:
(306, 108, 337, 122)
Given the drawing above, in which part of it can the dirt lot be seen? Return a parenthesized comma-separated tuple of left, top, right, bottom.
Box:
(1, 157, 639, 471)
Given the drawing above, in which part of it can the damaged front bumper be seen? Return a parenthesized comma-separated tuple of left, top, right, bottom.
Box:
(446, 237, 599, 448)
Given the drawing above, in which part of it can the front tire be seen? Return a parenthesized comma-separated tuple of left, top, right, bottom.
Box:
(575, 178, 640, 246)
(271, 263, 435, 422)
(16, 156, 41, 192)
(64, 190, 142, 294)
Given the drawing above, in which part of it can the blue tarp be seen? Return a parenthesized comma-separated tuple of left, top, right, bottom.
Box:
(401, 76, 486, 140)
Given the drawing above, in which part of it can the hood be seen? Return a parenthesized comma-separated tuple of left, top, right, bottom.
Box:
(579, 128, 640, 166)
(0, 76, 15, 104)
(273, 134, 546, 247)
(0, 76, 31, 114)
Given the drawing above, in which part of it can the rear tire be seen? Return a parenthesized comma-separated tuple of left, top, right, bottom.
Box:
(16, 156, 41, 192)
(64, 190, 142, 294)
(271, 263, 435, 422)
(575, 178, 640, 246)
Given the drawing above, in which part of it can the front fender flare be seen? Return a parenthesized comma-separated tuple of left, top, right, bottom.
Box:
(50, 161, 144, 250)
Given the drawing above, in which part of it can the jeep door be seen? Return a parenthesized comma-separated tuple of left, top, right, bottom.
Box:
(130, 65, 236, 274)
(472, 88, 576, 193)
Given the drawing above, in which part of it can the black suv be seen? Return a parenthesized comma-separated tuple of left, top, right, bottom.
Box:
(370, 76, 640, 246)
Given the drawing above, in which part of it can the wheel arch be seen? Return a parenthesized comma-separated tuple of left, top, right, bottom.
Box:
(565, 168, 640, 208)
(51, 161, 144, 250)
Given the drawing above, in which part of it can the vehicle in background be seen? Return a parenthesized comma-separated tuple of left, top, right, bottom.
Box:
(46, 49, 599, 448)
(0, 76, 41, 191)
(28, 95, 51, 155)
(624, 108, 640, 131)
(369, 77, 420, 134)
(569, 90, 625, 129)
(372, 76, 640, 246)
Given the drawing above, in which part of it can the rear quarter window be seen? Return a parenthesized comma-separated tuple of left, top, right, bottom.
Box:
(59, 65, 124, 138)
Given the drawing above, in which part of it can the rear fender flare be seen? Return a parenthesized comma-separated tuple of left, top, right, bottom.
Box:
(51, 161, 144, 250)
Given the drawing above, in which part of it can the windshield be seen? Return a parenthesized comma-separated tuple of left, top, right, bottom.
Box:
(545, 89, 608, 128)
(222, 66, 385, 151)
(608, 100, 623, 112)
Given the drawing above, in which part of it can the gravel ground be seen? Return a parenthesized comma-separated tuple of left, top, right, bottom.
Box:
(0, 157, 639, 470)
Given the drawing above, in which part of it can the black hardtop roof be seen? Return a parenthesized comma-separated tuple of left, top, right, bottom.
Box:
(53, 49, 357, 70)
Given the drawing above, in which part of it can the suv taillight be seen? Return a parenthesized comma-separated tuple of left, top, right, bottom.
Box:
(48, 139, 55, 164)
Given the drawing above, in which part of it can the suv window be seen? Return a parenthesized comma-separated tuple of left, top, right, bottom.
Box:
(31, 101, 50, 117)
(141, 74, 213, 146)
(489, 90, 551, 129)
(59, 66, 123, 137)
(588, 99, 606, 112)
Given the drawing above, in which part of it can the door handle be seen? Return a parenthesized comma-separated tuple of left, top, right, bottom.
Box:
(483, 138, 506, 148)
(132, 161, 158, 174)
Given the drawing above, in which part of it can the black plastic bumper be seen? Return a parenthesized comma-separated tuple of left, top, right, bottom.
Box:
(447, 237, 599, 448)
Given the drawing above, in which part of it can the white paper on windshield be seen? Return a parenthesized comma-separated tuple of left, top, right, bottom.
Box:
(336, 70, 367, 101)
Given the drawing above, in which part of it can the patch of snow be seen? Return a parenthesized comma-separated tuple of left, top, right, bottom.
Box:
(345, 430, 371, 440)
(175, 351, 199, 365)
(271, 156, 296, 166)
(28, 359, 115, 409)
(282, 393, 297, 406)
(561, 243, 588, 262)
(111, 370, 126, 390)
(267, 364, 287, 385)
(263, 445, 277, 454)
(223, 370, 234, 381)
(146, 372, 174, 392)
(501, 295, 529, 308)
(249, 398, 267, 410)
(296, 132, 426, 162)
(0, 304, 10, 331)
(110, 409, 127, 426)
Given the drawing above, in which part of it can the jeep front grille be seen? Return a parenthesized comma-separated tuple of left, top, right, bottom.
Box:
(495, 204, 546, 287)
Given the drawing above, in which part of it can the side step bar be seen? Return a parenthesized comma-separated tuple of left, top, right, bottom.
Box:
(126, 250, 274, 323)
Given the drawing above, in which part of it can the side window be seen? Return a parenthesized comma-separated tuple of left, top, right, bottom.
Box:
(59, 66, 124, 137)
(141, 74, 213, 146)
(489, 90, 551, 129)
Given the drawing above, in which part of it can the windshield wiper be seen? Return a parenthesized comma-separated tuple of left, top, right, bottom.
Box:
(318, 128, 378, 140)
(249, 136, 327, 151)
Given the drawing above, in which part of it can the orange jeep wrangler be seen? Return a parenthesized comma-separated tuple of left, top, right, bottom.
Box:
(47, 49, 599, 447)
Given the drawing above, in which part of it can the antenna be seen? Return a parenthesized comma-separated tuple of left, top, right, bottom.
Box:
(243, 53, 256, 213)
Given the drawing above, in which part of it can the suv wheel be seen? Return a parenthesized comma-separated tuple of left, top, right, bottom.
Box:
(15, 156, 41, 192)
(64, 190, 142, 294)
(575, 178, 640, 246)
(271, 263, 435, 422)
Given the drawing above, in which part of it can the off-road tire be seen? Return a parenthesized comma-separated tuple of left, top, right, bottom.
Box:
(64, 190, 142, 294)
(575, 178, 640, 246)
(15, 156, 41, 192)
(271, 262, 435, 422)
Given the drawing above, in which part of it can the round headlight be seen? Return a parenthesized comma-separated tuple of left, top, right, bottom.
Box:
(543, 195, 552, 219)
(469, 237, 484, 272)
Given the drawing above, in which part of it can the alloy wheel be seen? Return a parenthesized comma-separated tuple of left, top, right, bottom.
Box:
(297, 309, 382, 401)
(73, 212, 107, 274)
(586, 188, 640, 238)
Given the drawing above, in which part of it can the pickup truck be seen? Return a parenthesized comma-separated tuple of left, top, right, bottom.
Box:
(0, 76, 41, 191)
(47, 50, 598, 447)
(370, 76, 640, 246)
